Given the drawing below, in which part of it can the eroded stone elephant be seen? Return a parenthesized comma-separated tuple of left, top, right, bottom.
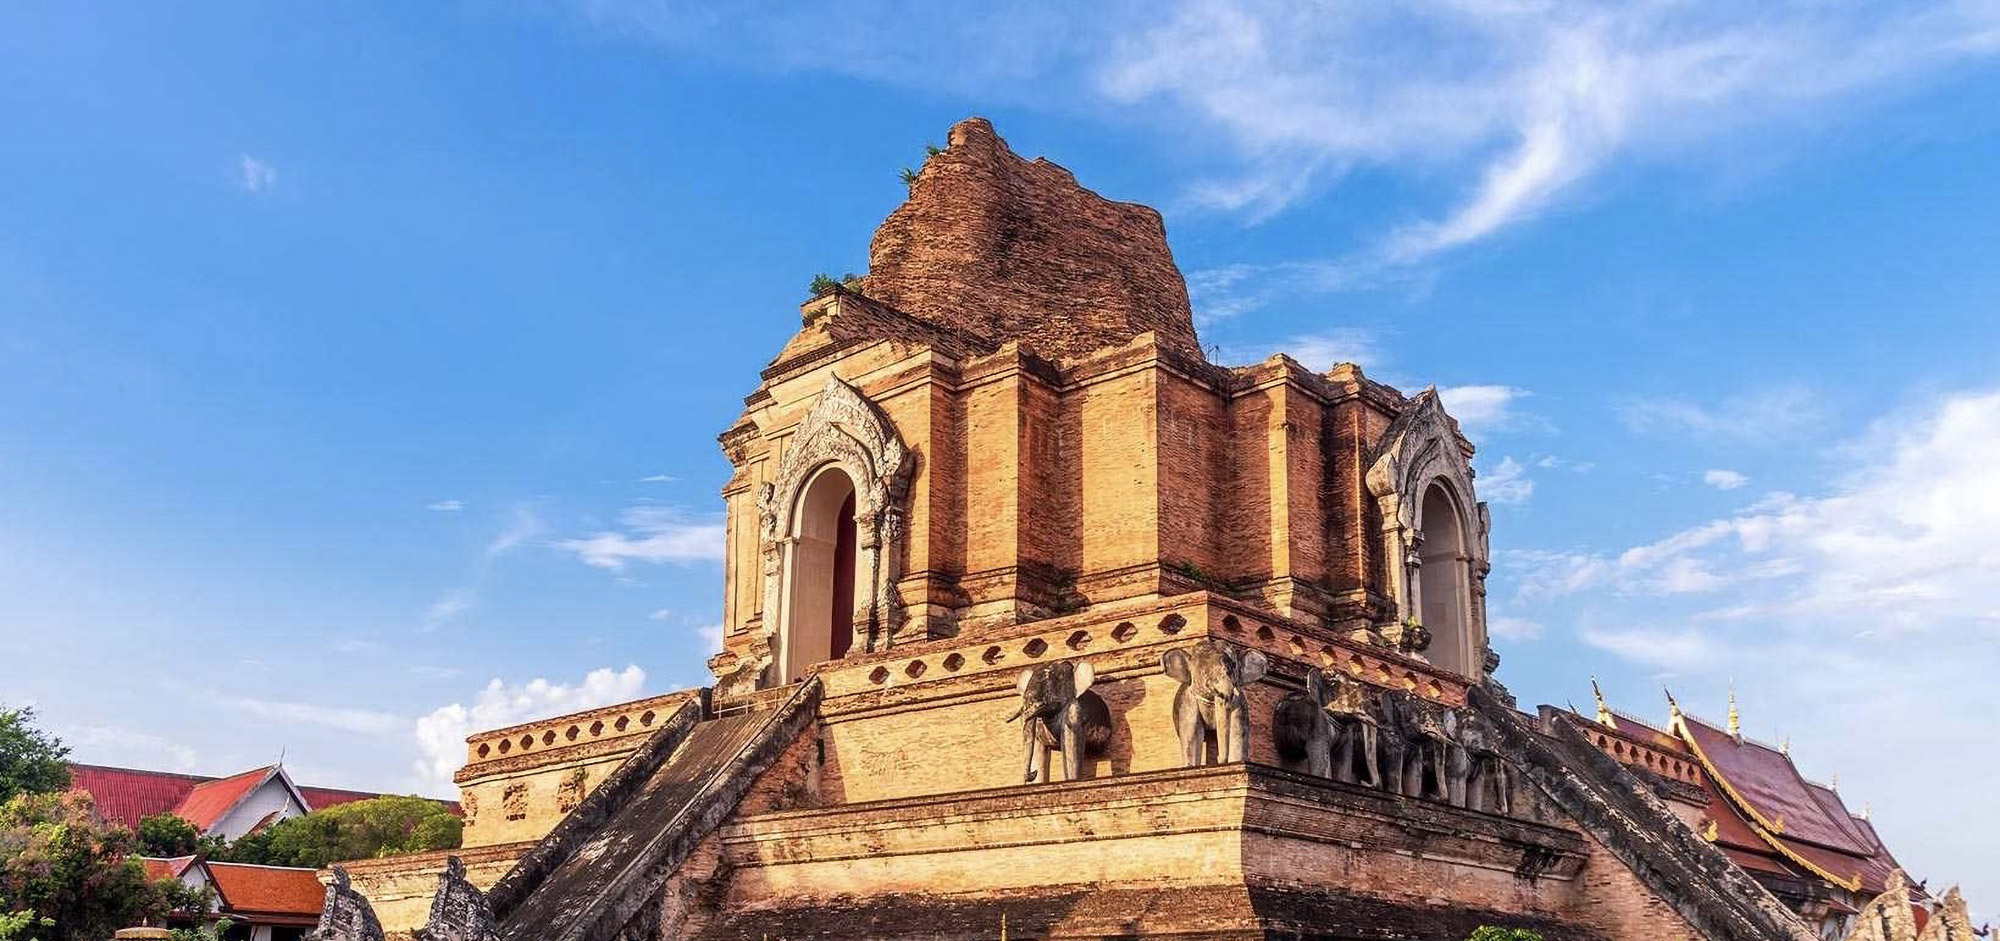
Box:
(1007, 659, 1112, 783)
(1273, 667, 1339, 778)
(1163, 639, 1269, 766)
(1376, 690, 1452, 800)
(1451, 709, 1512, 814)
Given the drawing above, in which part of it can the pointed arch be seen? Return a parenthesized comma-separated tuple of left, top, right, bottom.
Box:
(754, 376, 912, 685)
(1365, 390, 1491, 678)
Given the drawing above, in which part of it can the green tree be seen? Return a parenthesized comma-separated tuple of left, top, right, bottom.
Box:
(1467, 928, 1545, 941)
(0, 707, 70, 802)
(168, 917, 231, 941)
(228, 796, 460, 869)
(136, 813, 201, 858)
(0, 911, 55, 941)
(0, 790, 170, 940)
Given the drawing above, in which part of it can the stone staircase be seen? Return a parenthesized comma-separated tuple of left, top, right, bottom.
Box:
(1467, 685, 1820, 941)
(476, 677, 822, 941)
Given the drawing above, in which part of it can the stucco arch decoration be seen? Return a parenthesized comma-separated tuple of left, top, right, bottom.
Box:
(1365, 389, 1492, 677)
(754, 375, 912, 686)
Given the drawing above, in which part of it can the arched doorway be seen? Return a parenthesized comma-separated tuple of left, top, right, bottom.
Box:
(1418, 481, 1472, 676)
(781, 464, 859, 682)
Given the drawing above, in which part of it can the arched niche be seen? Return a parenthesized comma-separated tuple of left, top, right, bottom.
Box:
(1365, 389, 1491, 678)
(755, 376, 911, 686)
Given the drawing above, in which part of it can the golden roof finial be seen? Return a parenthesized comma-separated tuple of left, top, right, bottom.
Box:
(1861, 802, 1871, 820)
(1727, 685, 1741, 739)
(1664, 687, 1683, 729)
(1591, 676, 1616, 729)
(1781, 736, 1790, 756)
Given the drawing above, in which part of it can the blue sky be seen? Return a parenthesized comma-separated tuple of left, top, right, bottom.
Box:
(2, 0, 1996, 908)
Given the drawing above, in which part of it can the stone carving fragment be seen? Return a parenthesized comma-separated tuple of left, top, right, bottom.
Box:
(1380, 690, 1451, 800)
(1326, 672, 1383, 787)
(1162, 640, 1268, 767)
(1915, 886, 1975, 941)
(414, 856, 499, 941)
(1273, 668, 1339, 778)
(1006, 659, 1111, 783)
(1845, 871, 1918, 941)
(309, 867, 384, 941)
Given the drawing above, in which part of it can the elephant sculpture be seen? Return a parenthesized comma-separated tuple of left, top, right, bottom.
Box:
(1162, 639, 1269, 767)
(1007, 659, 1112, 783)
(1272, 667, 1338, 777)
(1326, 671, 1382, 787)
(1395, 696, 1454, 801)
(1452, 709, 1513, 814)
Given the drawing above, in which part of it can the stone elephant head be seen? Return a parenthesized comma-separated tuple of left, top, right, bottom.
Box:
(1007, 659, 1112, 783)
(1384, 693, 1453, 801)
(1450, 709, 1512, 814)
(1273, 667, 1339, 778)
(1162, 639, 1269, 767)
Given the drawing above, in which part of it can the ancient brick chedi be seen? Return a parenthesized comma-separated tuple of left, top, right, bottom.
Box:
(324, 119, 1965, 941)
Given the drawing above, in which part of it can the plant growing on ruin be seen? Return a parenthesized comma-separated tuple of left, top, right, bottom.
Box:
(807, 272, 864, 300)
(1467, 927, 1544, 941)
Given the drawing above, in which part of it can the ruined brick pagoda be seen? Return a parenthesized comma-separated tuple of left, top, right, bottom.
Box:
(320, 118, 1966, 941)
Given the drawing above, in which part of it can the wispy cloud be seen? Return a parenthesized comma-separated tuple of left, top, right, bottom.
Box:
(428, 499, 465, 512)
(1620, 387, 1824, 441)
(1703, 469, 1749, 490)
(486, 503, 545, 556)
(60, 724, 200, 772)
(559, 505, 726, 571)
(423, 587, 477, 631)
(1510, 389, 2000, 905)
(1487, 615, 1544, 642)
(411, 665, 646, 790)
(570, 1, 2000, 305)
(637, 474, 677, 483)
(1479, 455, 1534, 505)
(1223, 327, 1382, 371)
(1439, 385, 1541, 436)
(238, 154, 277, 193)
(221, 693, 406, 736)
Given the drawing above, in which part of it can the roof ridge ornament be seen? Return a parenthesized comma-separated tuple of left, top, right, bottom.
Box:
(1591, 676, 1616, 729)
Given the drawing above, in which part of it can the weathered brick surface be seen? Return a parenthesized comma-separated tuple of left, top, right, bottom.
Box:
(867, 117, 1199, 364)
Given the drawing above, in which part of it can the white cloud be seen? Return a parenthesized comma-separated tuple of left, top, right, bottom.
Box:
(486, 503, 545, 556)
(647, 607, 674, 622)
(411, 665, 647, 790)
(1487, 615, 1544, 642)
(60, 724, 200, 772)
(694, 622, 725, 650)
(1620, 387, 1825, 441)
(1521, 389, 2000, 906)
(1703, 469, 1749, 490)
(223, 694, 407, 736)
(1439, 385, 1536, 435)
(428, 500, 465, 512)
(1499, 548, 1614, 602)
(424, 587, 477, 631)
(1579, 624, 1719, 672)
(638, 474, 677, 483)
(1479, 455, 1535, 505)
(569, 1, 2000, 299)
(1226, 327, 1382, 371)
(238, 154, 277, 193)
(559, 506, 726, 570)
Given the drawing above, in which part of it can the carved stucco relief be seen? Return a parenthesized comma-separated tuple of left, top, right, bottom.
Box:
(1365, 389, 1491, 676)
(753, 375, 912, 686)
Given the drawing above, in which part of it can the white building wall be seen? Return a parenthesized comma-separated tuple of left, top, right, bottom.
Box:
(210, 777, 307, 842)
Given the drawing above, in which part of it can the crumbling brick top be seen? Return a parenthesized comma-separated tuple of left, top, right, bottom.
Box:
(864, 117, 1202, 364)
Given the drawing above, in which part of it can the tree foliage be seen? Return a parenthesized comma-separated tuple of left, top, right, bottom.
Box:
(0, 708, 70, 803)
(807, 272, 863, 300)
(135, 813, 202, 858)
(0, 790, 171, 940)
(1468, 928, 1546, 941)
(220, 796, 460, 869)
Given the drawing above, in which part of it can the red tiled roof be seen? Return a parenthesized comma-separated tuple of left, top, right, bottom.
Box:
(1680, 716, 1870, 855)
(173, 766, 280, 831)
(207, 862, 325, 922)
(68, 764, 210, 828)
(139, 855, 199, 881)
